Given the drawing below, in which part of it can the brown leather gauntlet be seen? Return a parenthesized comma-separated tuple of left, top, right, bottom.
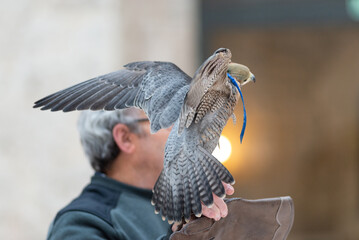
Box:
(170, 196, 294, 240)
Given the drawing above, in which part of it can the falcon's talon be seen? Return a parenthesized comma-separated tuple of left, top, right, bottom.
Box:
(195, 213, 202, 218)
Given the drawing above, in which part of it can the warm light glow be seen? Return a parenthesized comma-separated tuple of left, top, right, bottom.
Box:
(212, 135, 232, 163)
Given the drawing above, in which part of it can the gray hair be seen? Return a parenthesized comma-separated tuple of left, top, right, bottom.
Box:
(77, 108, 145, 173)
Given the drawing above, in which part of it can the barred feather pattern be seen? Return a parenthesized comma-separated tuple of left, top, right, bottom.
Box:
(151, 83, 238, 223)
(200, 88, 238, 148)
(194, 90, 223, 124)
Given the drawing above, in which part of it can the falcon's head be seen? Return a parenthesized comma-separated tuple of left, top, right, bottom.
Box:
(193, 48, 255, 87)
(227, 62, 255, 87)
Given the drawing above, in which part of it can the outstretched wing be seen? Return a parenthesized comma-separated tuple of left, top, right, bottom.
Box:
(34, 61, 192, 132)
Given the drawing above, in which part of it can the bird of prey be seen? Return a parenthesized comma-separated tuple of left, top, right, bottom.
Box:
(34, 48, 255, 223)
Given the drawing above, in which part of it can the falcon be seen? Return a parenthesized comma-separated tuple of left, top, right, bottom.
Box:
(34, 48, 255, 223)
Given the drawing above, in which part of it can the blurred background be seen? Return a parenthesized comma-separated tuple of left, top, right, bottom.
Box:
(1, 0, 358, 239)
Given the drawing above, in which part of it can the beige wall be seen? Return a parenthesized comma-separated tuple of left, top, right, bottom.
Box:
(0, 0, 198, 239)
(209, 27, 359, 239)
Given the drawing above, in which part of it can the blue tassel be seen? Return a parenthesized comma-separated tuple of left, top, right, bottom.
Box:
(227, 73, 247, 143)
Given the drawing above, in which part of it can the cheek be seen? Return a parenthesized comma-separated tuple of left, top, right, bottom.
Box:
(156, 129, 171, 141)
(148, 128, 171, 153)
(155, 135, 169, 154)
(156, 135, 167, 150)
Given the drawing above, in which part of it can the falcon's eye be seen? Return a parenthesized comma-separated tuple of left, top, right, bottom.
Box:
(215, 48, 228, 54)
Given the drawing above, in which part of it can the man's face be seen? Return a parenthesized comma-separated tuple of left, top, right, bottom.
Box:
(135, 112, 171, 176)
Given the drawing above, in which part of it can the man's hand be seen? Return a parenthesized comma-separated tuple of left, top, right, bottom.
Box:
(172, 182, 234, 231)
(201, 182, 234, 221)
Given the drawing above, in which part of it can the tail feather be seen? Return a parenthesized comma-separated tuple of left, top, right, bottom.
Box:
(160, 179, 168, 221)
(194, 158, 214, 206)
(165, 180, 174, 223)
(210, 158, 235, 184)
(171, 162, 184, 222)
(183, 177, 191, 221)
(198, 156, 226, 198)
(152, 171, 165, 214)
(199, 146, 235, 184)
(188, 161, 202, 217)
(151, 173, 159, 206)
(151, 147, 235, 222)
(183, 161, 193, 221)
(162, 173, 174, 222)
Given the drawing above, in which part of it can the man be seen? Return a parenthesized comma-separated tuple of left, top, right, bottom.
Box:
(47, 108, 234, 240)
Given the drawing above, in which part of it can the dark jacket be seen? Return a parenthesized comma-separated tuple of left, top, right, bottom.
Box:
(47, 173, 171, 240)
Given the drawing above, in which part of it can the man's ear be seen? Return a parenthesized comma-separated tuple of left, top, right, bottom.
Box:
(112, 123, 136, 154)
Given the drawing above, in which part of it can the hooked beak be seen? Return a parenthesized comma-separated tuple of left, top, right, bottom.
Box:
(251, 74, 256, 83)
(240, 73, 256, 87)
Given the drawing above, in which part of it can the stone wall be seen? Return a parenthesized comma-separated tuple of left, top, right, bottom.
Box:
(0, 0, 198, 239)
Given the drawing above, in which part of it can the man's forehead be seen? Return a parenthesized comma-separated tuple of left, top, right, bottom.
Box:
(130, 108, 148, 119)
(139, 112, 148, 119)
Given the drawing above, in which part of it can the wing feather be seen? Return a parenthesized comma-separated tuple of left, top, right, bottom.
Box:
(51, 83, 108, 112)
(63, 85, 115, 112)
(34, 61, 192, 132)
(34, 78, 98, 107)
(79, 87, 124, 110)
